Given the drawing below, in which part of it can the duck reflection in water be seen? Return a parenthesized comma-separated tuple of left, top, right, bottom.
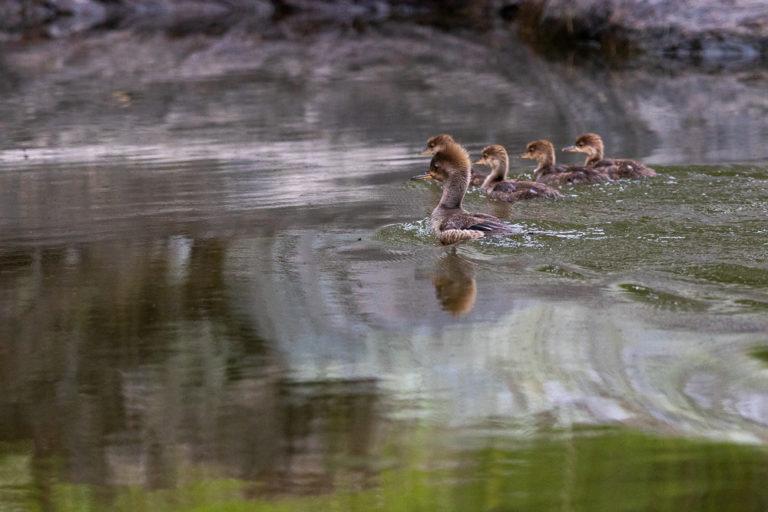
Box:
(432, 251, 477, 317)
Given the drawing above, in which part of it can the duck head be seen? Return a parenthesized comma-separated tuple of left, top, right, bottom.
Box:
(421, 134, 456, 156)
(562, 132, 604, 165)
(475, 144, 509, 188)
(412, 155, 451, 182)
(520, 139, 556, 166)
(474, 144, 508, 173)
(414, 134, 469, 184)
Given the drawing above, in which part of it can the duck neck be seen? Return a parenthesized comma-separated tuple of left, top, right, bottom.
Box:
(439, 169, 469, 209)
(481, 156, 508, 189)
(585, 144, 604, 166)
(534, 150, 555, 176)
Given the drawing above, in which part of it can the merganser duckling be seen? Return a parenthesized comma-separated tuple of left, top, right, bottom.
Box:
(521, 139, 610, 186)
(474, 144, 563, 201)
(418, 135, 513, 245)
(563, 133, 657, 179)
(419, 133, 488, 186)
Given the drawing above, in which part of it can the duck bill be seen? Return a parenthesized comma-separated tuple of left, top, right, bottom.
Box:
(411, 173, 433, 181)
(420, 149, 433, 156)
(561, 145, 578, 153)
(519, 153, 532, 159)
(473, 157, 488, 166)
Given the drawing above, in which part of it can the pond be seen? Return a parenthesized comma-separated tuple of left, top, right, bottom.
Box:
(1, 27, 767, 511)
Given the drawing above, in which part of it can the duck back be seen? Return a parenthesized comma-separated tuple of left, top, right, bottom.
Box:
(595, 159, 657, 179)
(536, 164, 610, 186)
(486, 179, 563, 201)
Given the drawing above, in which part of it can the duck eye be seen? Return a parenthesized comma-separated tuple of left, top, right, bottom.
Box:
(428, 143, 435, 148)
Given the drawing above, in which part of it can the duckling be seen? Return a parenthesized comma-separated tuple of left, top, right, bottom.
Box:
(563, 133, 657, 179)
(419, 133, 489, 186)
(418, 136, 513, 245)
(521, 139, 610, 186)
(474, 144, 563, 201)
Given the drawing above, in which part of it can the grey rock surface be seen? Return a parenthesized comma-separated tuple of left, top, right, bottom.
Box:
(517, 0, 768, 63)
(2, 0, 768, 66)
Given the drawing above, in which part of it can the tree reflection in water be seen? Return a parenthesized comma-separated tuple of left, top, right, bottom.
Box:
(0, 238, 382, 507)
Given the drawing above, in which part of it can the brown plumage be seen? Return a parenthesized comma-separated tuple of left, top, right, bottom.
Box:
(412, 156, 488, 186)
(421, 133, 457, 157)
(521, 139, 610, 186)
(418, 133, 487, 185)
(563, 133, 657, 179)
(419, 136, 513, 245)
(475, 144, 562, 202)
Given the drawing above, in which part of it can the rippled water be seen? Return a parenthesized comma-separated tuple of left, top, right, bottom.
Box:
(1, 28, 768, 512)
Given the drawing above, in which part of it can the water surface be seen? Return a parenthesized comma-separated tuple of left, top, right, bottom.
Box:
(1, 28, 768, 512)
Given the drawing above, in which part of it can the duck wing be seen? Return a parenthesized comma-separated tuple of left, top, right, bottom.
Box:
(604, 159, 657, 179)
(540, 166, 610, 186)
(511, 180, 563, 197)
(592, 159, 616, 169)
(438, 213, 509, 245)
(487, 180, 562, 201)
(490, 181, 518, 193)
(442, 212, 507, 233)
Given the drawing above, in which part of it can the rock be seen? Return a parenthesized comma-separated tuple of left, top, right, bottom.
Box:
(0, 1, 57, 39)
(1, 0, 768, 67)
(46, 0, 108, 38)
(515, 0, 768, 64)
(0, 0, 275, 38)
(117, 0, 275, 33)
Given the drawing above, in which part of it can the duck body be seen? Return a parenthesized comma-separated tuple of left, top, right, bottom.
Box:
(421, 135, 513, 245)
(485, 179, 563, 201)
(475, 144, 563, 201)
(522, 139, 610, 187)
(563, 133, 657, 179)
(534, 163, 610, 186)
(430, 206, 508, 245)
(592, 158, 657, 179)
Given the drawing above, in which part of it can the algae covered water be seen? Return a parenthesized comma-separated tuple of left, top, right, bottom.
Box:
(1, 27, 768, 512)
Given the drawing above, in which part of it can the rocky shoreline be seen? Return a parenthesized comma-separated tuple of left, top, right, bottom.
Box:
(2, 1, 768, 66)
(516, 0, 768, 65)
(2, 21, 768, 165)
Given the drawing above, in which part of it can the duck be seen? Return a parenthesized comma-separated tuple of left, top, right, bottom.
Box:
(419, 133, 489, 186)
(562, 133, 657, 179)
(521, 139, 610, 186)
(417, 135, 513, 245)
(474, 144, 563, 201)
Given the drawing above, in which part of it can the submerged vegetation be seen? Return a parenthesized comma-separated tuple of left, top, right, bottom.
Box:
(3, 429, 768, 511)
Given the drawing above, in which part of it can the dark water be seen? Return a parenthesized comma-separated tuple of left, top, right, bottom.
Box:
(1, 29, 768, 511)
